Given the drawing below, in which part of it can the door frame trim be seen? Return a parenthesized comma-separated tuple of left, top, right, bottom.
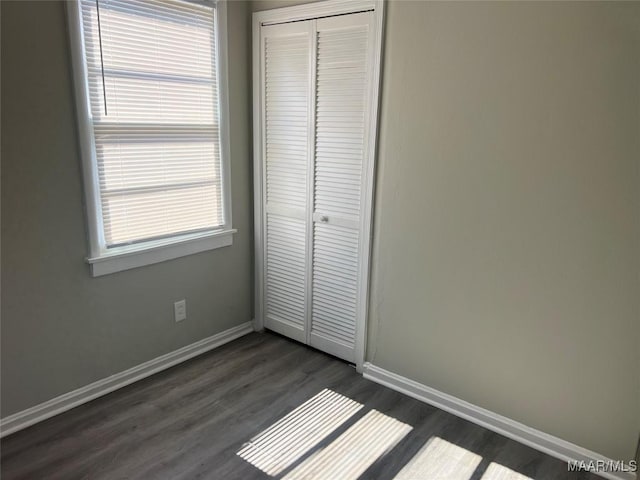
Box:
(252, 0, 386, 372)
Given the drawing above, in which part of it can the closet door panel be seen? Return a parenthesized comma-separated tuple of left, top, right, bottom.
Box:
(310, 12, 373, 362)
(262, 22, 312, 342)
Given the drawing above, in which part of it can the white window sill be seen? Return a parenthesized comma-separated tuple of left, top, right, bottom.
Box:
(86, 229, 236, 277)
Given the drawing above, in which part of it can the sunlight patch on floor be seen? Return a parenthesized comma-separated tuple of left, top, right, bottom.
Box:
(283, 409, 413, 480)
(481, 462, 534, 479)
(393, 436, 482, 480)
(236, 389, 363, 475)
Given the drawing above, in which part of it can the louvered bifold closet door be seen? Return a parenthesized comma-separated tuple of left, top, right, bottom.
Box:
(261, 22, 312, 342)
(309, 12, 373, 362)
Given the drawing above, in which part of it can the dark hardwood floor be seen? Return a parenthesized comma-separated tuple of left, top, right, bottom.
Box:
(1, 332, 600, 479)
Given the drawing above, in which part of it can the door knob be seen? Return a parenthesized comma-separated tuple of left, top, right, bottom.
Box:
(320, 215, 329, 223)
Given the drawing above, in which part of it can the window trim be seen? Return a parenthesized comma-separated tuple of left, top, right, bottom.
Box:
(67, 0, 234, 277)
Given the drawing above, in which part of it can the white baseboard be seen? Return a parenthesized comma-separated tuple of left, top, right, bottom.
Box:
(363, 363, 637, 480)
(0, 321, 254, 438)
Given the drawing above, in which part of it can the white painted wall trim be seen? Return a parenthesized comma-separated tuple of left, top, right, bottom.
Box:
(255, 0, 376, 26)
(363, 363, 637, 480)
(87, 229, 236, 277)
(0, 322, 253, 438)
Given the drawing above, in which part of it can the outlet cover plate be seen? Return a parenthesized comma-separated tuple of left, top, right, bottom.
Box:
(174, 300, 186, 322)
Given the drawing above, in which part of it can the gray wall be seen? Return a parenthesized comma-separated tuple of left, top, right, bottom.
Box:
(367, 0, 640, 462)
(0, 0, 253, 417)
(252, 0, 640, 461)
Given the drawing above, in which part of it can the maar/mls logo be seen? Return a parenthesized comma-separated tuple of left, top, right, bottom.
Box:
(567, 459, 638, 473)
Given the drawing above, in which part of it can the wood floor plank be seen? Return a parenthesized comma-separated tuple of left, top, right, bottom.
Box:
(1, 332, 601, 480)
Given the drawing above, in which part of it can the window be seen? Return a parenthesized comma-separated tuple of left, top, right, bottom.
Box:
(67, 0, 233, 276)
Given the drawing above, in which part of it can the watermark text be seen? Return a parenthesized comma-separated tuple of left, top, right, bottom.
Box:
(568, 460, 637, 473)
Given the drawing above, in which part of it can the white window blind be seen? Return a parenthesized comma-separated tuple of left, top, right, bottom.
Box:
(79, 0, 225, 247)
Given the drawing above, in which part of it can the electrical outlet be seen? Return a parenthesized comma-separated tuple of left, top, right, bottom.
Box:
(174, 299, 186, 322)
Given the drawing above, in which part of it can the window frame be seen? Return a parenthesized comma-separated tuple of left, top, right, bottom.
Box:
(67, 0, 234, 277)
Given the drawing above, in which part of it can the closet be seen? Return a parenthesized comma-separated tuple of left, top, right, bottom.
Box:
(253, 2, 384, 366)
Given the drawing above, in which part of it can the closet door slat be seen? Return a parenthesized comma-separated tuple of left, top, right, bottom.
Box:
(262, 22, 312, 343)
(310, 12, 373, 362)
